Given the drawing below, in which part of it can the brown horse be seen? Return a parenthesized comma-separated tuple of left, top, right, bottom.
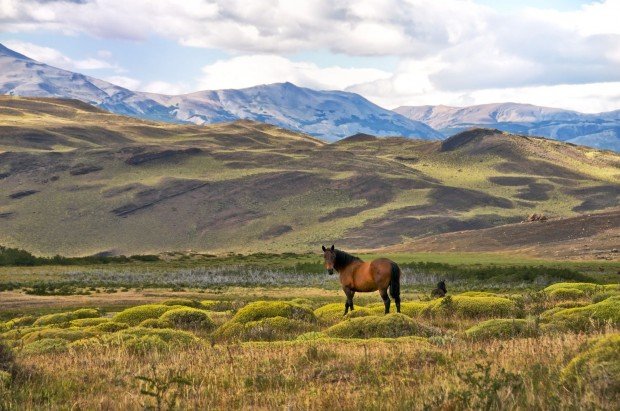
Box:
(322, 245, 401, 315)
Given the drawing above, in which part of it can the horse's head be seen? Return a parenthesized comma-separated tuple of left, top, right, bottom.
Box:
(321, 245, 336, 275)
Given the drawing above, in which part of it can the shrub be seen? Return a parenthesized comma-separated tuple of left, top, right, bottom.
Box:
(92, 321, 129, 333)
(296, 331, 328, 341)
(545, 297, 620, 332)
(458, 291, 499, 297)
(159, 308, 215, 331)
(215, 317, 316, 342)
(314, 303, 372, 324)
(544, 282, 602, 295)
(367, 302, 429, 317)
(160, 298, 204, 309)
(325, 314, 440, 339)
(33, 308, 100, 326)
(548, 288, 586, 301)
(70, 318, 109, 327)
(289, 298, 314, 309)
(5, 316, 36, 328)
(592, 290, 620, 303)
(21, 338, 68, 355)
(465, 319, 539, 340)
(561, 334, 620, 397)
(423, 296, 517, 319)
(230, 301, 316, 324)
(139, 319, 169, 328)
(21, 327, 97, 344)
(200, 300, 239, 312)
(112, 304, 176, 326)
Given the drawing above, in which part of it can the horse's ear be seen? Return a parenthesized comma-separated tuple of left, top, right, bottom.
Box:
(322, 245, 326, 252)
(330, 244, 334, 251)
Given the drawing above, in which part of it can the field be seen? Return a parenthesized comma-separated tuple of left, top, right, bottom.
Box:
(1, 253, 619, 410)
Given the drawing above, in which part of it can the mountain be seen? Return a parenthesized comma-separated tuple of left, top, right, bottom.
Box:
(394, 103, 620, 151)
(0, 43, 439, 141)
(1, 97, 618, 256)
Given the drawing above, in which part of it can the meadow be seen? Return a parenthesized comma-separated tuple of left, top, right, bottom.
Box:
(0, 252, 618, 410)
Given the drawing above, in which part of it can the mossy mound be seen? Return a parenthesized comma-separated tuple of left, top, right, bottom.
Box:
(1, 326, 46, 341)
(139, 319, 169, 328)
(91, 321, 128, 333)
(33, 308, 100, 326)
(544, 282, 602, 295)
(230, 301, 316, 324)
(70, 318, 109, 327)
(561, 334, 620, 397)
(545, 297, 620, 332)
(325, 314, 439, 339)
(296, 331, 328, 341)
(160, 298, 204, 309)
(289, 298, 314, 309)
(592, 290, 620, 303)
(21, 338, 69, 355)
(112, 304, 177, 326)
(97, 327, 199, 352)
(159, 307, 215, 331)
(314, 303, 372, 323)
(5, 316, 36, 328)
(215, 316, 316, 342)
(465, 319, 539, 340)
(200, 300, 239, 312)
(548, 288, 586, 301)
(21, 327, 97, 344)
(423, 296, 517, 319)
(458, 291, 499, 297)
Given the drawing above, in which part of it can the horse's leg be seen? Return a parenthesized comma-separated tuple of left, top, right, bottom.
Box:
(343, 286, 354, 315)
(379, 288, 390, 314)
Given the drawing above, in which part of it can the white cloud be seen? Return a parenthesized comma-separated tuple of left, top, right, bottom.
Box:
(3, 40, 118, 71)
(104, 75, 141, 90)
(139, 81, 191, 95)
(197, 55, 392, 91)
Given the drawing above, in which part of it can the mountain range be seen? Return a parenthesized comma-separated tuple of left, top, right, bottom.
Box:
(1, 42, 619, 150)
(0, 43, 438, 141)
(395, 103, 620, 151)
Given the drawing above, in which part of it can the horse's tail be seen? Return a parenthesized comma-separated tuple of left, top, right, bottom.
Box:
(389, 262, 401, 300)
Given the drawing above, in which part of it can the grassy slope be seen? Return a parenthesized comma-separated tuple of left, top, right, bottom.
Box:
(0, 97, 618, 256)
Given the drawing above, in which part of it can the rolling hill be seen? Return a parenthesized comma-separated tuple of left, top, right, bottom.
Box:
(1, 97, 618, 257)
(0, 43, 439, 141)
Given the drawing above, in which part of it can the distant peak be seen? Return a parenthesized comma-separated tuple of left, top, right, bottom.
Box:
(0, 43, 33, 61)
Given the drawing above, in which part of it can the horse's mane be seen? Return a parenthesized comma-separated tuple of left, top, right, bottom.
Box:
(334, 249, 362, 270)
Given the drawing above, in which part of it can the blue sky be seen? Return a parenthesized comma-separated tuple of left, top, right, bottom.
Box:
(1, 0, 619, 112)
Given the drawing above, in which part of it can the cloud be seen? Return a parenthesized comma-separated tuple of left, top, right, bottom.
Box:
(3, 40, 118, 71)
(197, 55, 392, 91)
(104, 75, 141, 90)
(140, 81, 191, 95)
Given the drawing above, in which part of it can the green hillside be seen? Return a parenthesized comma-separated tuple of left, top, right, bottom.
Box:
(0, 96, 618, 256)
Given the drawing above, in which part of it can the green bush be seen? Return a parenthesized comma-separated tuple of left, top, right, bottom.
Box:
(21, 327, 97, 344)
(423, 296, 517, 319)
(70, 318, 109, 327)
(457, 291, 499, 297)
(289, 298, 314, 309)
(5, 316, 36, 328)
(296, 331, 328, 341)
(548, 288, 586, 301)
(215, 316, 316, 342)
(230, 301, 316, 324)
(592, 290, 620, 303)
(544, 282, 602, 295)
(545, 297, 620, 332)
(21, 338, 69, 355)
(101, 327, 199, 353)
(325, 314, 440, 339)
(159, 307, 215, 331)
(465, 319, 539, 340)
(367, 302, 429, 317)
(160, 298, 204, 309)
(112, 304, 176, 326)
(561, 334, 619, 397)
(33, 308, 100, 326)
(92, 321, 128, 333)
(200, 300, 239, 312)
(139, 319, 169, 328)
(314, 303, 372, 324)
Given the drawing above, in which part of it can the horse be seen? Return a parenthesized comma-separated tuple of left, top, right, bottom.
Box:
(431, 280, 447, 298)
(321, 245, 401, 315)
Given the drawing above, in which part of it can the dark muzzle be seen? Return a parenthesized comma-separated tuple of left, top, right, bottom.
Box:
(327, 268, 334, 275)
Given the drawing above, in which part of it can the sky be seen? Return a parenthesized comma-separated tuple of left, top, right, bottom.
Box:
(0, 0, 619, 112)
